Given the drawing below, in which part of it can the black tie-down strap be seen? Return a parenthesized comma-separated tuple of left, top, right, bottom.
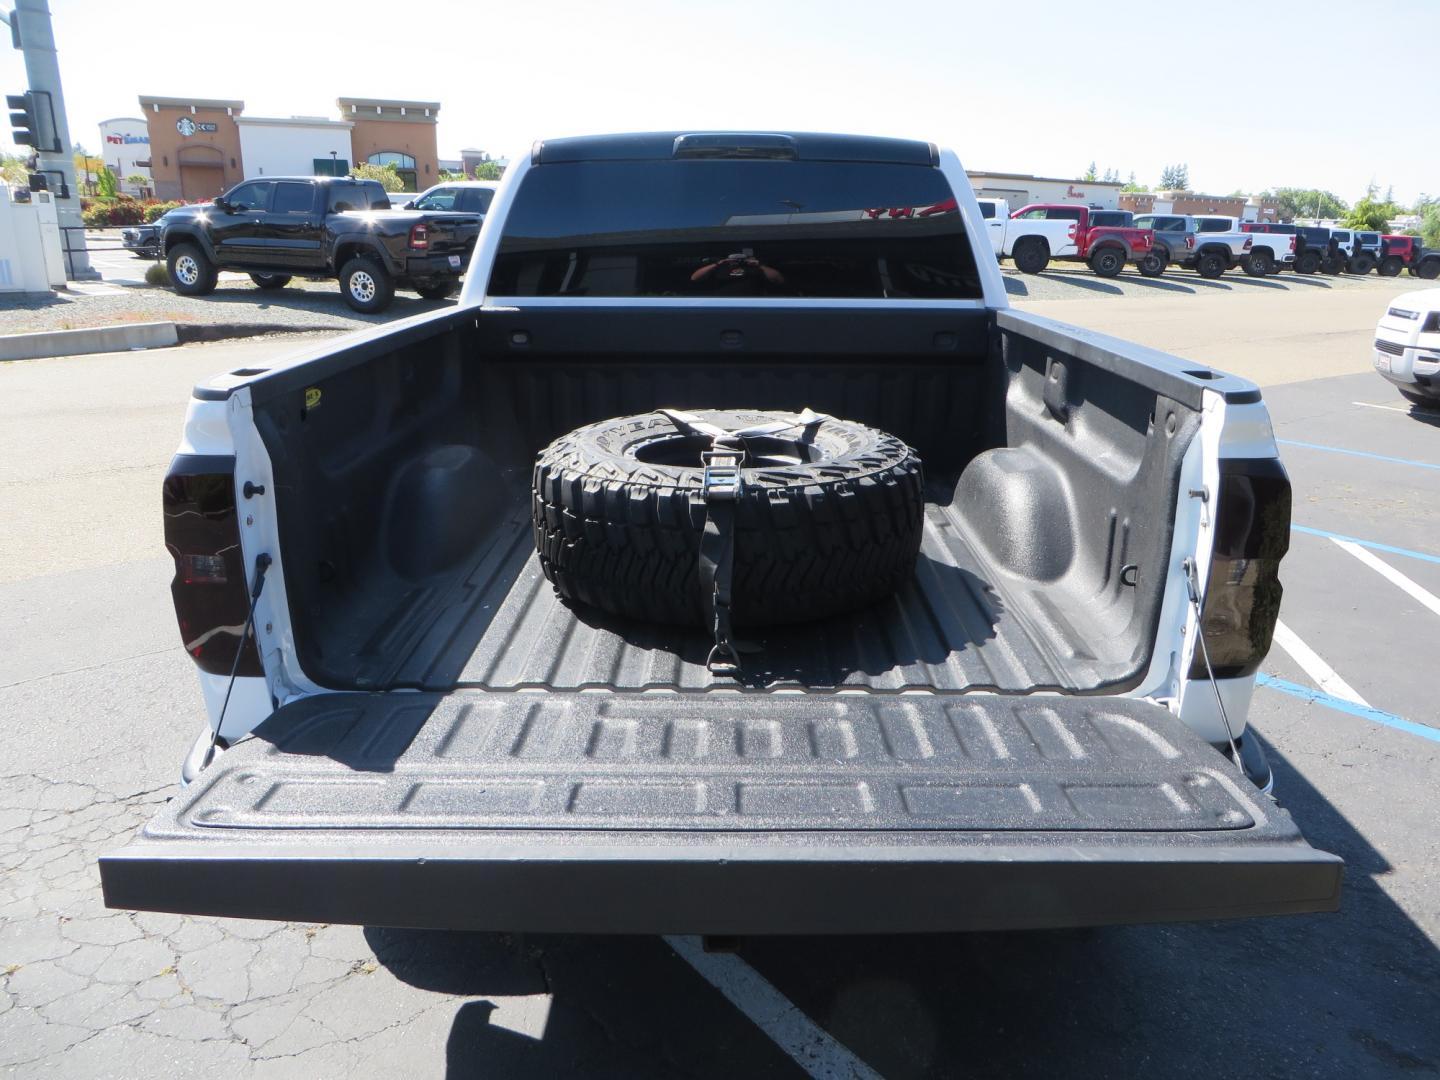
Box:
(658, 408, 829, 677)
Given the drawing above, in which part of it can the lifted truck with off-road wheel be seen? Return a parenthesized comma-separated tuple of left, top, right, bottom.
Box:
(1002, 203, 1162, 277)
(101, 131, 1341, 937)
(159, 176, 481, 313)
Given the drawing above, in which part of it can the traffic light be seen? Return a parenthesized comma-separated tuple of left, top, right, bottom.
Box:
(7, 91, 36, 146)
(7, 89, 59, 152)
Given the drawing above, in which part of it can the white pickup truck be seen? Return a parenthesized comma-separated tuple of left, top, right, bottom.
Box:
(976, 197, 1075, 269)
(100, 131, 1339, 935)
(1196, 216, 1294, 277)
(977, 198, 1162, 276)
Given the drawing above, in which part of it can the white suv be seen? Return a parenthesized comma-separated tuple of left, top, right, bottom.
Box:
(1374, 289, 1440, 407)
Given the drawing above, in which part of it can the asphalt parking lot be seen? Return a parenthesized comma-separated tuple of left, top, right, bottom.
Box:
(2, 277, 1439, 1078)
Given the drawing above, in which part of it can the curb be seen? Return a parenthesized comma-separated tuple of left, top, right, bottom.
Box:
(174, 322, 349, 344)
(1, 320, 346, 361)
(0, 321, 177, 362)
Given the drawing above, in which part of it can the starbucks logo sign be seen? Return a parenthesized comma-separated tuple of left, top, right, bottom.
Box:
(176, 117, 196, 136)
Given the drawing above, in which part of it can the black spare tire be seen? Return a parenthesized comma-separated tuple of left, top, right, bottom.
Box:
(532, 410, 925, 628)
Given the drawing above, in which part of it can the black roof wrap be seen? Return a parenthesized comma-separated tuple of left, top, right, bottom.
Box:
(532, 131, 939, 166)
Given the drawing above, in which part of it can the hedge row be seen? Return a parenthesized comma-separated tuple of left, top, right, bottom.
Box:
(81, 198, 186, 228)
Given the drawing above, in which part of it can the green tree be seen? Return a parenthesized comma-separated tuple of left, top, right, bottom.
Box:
(1342, 195, 1402, 232)
(1262, 187, 1348, 222)
(470, 160, 503, 180)
(96, 165, 118, 199)
(1121, 171, 1148, 193)
(353, 161, 404, 192)
(1, 152, 27, 187)
(1421, 202, 1440, 249)
(125, 173, 148, 192)
(1159, 163, 1190, 190)
(73, 149, 102, 196)
(1081, 161, 1098, 182)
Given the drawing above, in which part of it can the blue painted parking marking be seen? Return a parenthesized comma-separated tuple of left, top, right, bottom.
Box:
(1291, 524, 1440, 566)
(1257, 674, 1440, 744)
(1276, 438, 1440, 472)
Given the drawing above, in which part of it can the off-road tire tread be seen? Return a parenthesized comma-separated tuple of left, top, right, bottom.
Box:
(531, 412, 925, 627)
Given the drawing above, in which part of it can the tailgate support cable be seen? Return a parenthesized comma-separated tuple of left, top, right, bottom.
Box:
(201, 552, 272, 771)
(657, 408, 829, 678)
(1183, 556, 1243, 772)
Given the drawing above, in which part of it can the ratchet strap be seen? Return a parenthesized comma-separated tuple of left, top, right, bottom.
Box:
(657, 408, 829, 677)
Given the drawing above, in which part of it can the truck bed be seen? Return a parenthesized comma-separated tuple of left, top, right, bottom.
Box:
(357, 491, 1132, 694)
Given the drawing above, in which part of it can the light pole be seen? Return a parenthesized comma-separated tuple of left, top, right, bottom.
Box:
(5, 0, 96, 278)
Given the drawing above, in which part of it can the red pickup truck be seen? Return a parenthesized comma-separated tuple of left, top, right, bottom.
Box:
(1006, 204, 1163, 277)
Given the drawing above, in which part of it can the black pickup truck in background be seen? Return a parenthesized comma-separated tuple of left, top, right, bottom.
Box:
(159, 176, 482, 312)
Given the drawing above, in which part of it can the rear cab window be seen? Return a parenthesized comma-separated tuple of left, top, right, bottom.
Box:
(460, 188, 494, 213)
(272, 182, 313, 215)
(489, 160, 982, 299)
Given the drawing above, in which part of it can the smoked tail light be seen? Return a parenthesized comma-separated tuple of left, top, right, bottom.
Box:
(163, 454, 262, 677)
(1243, 237, 1253, 251)
(1188, 458, 1291, 681)
(409, 223, 430, 250)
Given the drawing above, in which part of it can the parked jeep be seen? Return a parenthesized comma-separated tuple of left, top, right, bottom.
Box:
(159, 176, 482, 312)
(1379, 235, 1440, 279)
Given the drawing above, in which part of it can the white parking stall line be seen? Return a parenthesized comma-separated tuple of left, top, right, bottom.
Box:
(1332, 537, 1440, 620)
(1271, 620, 1370, 707)
(1351, 400, 1411, 414)
(664, 935, 884, 1080)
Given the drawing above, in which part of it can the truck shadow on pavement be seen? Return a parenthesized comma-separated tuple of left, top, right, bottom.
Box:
(365, 733, 1438, 1079)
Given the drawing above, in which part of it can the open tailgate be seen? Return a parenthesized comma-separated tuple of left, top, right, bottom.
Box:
(101, 692, 1341, 933)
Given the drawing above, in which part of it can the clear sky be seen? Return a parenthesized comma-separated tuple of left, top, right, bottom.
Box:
(3, 0, 1436, 204)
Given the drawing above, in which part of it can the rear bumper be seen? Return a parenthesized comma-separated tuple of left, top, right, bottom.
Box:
(404, 253, 468, 278)
(100, 690, 1342, 933)
(101, 835, 1341, 934)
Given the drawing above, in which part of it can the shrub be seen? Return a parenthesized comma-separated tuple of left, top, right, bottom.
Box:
(81, 200, 149, 227)
(353, 162, 404, 192)
(144, 262, 170, 286)
(144, 200, 183, 223)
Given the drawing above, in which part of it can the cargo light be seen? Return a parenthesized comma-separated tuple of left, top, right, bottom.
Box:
(1188, 459, 1291, 681)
